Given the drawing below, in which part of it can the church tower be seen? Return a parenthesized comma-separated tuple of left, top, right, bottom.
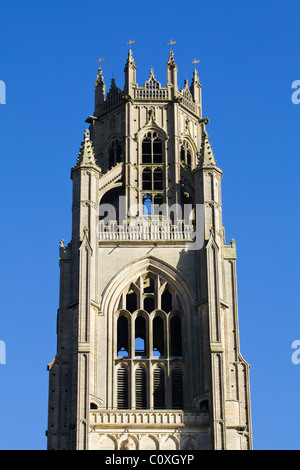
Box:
(47, 47, 252, 450)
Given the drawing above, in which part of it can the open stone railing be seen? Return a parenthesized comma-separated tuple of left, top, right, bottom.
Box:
(89, 410, 209, 427)
(97, 216, 195, 242)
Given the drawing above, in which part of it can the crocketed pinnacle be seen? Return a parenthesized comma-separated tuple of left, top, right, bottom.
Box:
(94, 67, 105, 87)
(125, 49, 136, 69)
(167, 49, 176, 67)
(191, 68, 200, 86)
(198, 131, 216, 167)
(74, 129, 96, 167)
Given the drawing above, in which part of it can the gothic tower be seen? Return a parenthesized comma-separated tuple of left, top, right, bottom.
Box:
(47, 48, 252, 450)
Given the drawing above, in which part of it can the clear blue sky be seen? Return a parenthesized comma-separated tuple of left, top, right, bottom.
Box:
(0, 0, 300, 450)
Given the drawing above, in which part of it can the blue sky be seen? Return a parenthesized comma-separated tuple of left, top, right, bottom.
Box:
(0, 0, 300, 450)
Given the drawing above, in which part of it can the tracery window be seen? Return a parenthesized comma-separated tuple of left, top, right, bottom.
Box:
(115, 273, 185, 410)
(142, 132, 163, 164)
(142, 167, 163, 191)
(180, 141, 192, 169)
(108, 139, 122, 169)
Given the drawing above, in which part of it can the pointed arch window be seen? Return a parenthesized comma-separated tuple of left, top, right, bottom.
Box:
(135, 316, 147, 356)
(117, 315, 129, 357)
(143, 194, 152, 215)
(180, 141, 192, 169)
(108, 139, 122, 169)
(142, 131, 163, 164)
(153, 316, 164, 357)
(114, 274, 186, 410)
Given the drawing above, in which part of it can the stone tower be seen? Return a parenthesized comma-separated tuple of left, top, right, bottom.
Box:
(47, 48, 252, 450)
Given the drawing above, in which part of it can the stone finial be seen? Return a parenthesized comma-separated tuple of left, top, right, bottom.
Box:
(94, 66, 105, 88)
(198, 131, 216, 167)
(125, 49, 136, 69)
(167, 49, 176, 68)
(191, 67, 200, 86)
(74, 129, 96, 167)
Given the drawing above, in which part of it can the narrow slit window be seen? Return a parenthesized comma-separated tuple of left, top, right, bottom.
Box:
(142, 138, 151, 164)
(153, 139, 163, 163)
(170, 315, 182, 356)
(117, 315, 129, 357)
(135, 316, 147, 356)
(153, 316, 164, 357)
(143, 194, 152, 215)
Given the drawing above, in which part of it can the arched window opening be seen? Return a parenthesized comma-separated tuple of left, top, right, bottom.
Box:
(142, 168, 152, 190)
(126, 286, 137, 312)
(117, 366, 129, 409)
(135, 366, 147, 409)
(180, 146, 185, 164)
(99, 184, 125, 225)
(135, 316, 147, 356)
(144, 296, 155, 313)
(161, 289, 172, 313)
(187, 149, 191, 168)
(153, 367, 165, 409)
(90, 402, 98, 410)
(153, 316, 164, 357)
(143, 194, 152, 215)
(170, 316, 182, 357)
(117, 316, 129, 357)
(108, 139, 122, 169)
(171, 367, 184, 409)
(142, 136, 151, 164)
(153, 194, 164, 215)
(153, 136, 163, 163)
(180, 141, 192, 170)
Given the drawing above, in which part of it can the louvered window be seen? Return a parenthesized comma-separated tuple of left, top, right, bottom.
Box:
(171, 367, 183, 409)
(135, 367, 147, 409)
(153, 367, 165, 409)
(117, 367, 129, 409)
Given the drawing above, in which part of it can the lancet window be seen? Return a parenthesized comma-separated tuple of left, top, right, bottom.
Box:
(108, 139, 123, 169)
(180, 140, 192, 169)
